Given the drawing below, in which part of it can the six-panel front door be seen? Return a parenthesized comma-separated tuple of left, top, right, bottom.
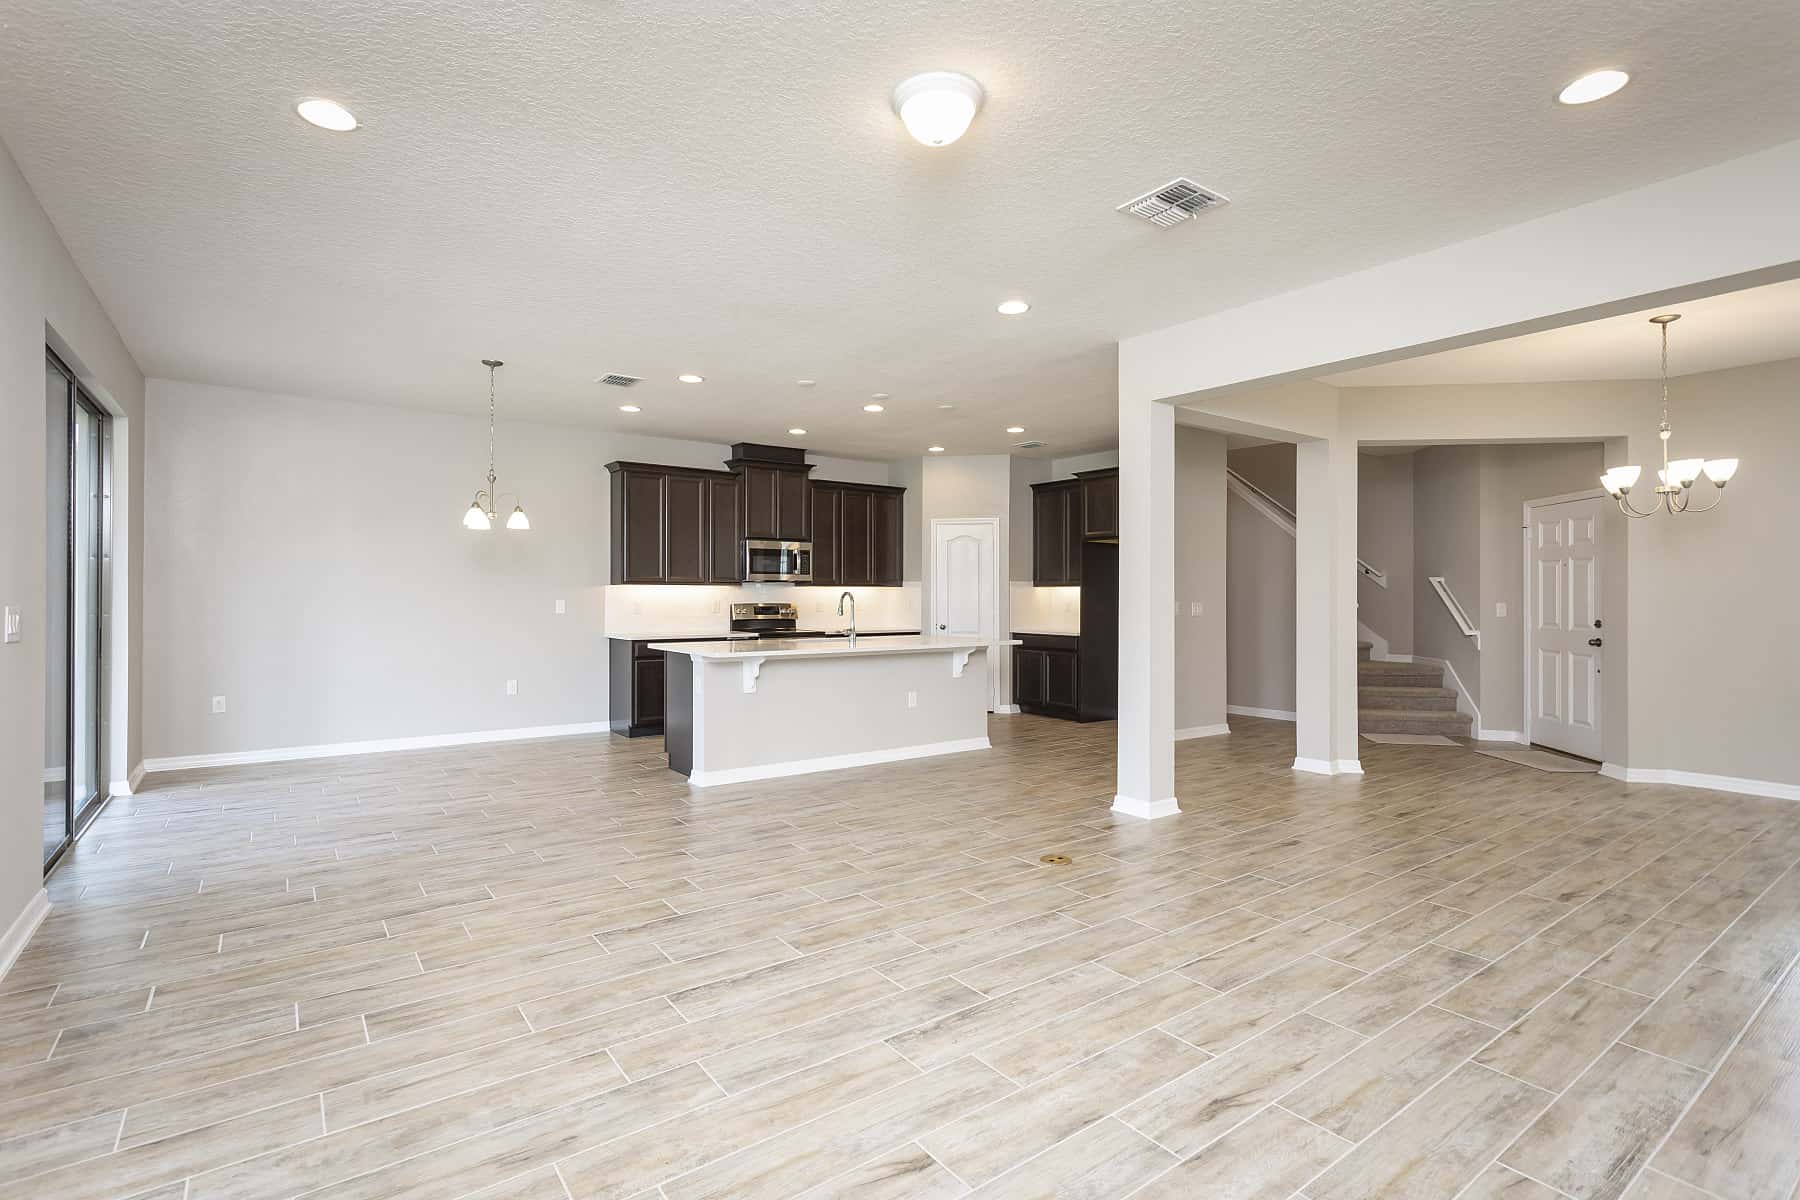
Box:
(1528, 495, 1603, 759)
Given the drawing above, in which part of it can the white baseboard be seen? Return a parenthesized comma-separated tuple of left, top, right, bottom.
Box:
(143, 722, 612, 774)
(1477, 729, 1527, 744)
(1600, 762, 1800, 802)
(1228, 705, 1296, 722)
(1293, 756, 1365, 776)
(687, 737, 991, 788)
(1112, 794, 1181, 820)
(993, 704, 1022, 715)
(41, 766, 65, 785)
(109, 761, 147, 796)
(0, 890, 51, 983)
(1174, 723, 1231, 741)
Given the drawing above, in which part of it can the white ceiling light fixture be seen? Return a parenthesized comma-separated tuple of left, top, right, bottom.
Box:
(619, 404, 641, 413)
(863, 403, 885, 413)
(927, 445, 946, 453)
(796, 379, 816, 387)
(891, 71, 984, 147)
(1601, 314, 1738, 517)
(997, 299, 1030, 316)
(1558, 68, 1630, 105)
(296, 98, 358, 131)
(1006, 426, 1025, 434)
(788, 427, 807, 436)
(462, 359, 530, 531)
(677, 373, 704, 384)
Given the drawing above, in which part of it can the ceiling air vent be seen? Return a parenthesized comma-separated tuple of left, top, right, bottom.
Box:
(597, 373, 642, 388)
(1117, 177, 1230, 228)
(1012, 439, 1047, 449)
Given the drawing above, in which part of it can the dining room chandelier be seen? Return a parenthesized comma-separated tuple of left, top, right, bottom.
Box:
(462, 358, 530, 531)
(1600, 314, 1738, 518)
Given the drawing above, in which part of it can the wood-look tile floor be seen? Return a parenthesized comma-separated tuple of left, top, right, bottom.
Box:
(5, 716, 1798, 1200)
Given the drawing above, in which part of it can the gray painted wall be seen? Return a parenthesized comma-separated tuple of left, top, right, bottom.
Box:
(1226, 490, 1297, 714)
(1411, 445, 1484, 697)
(1357, 453, 1414, 654)
(1175, 429, 1228, 731)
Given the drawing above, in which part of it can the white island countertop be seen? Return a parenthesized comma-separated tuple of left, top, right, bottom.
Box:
(649, 634, 1015, 661)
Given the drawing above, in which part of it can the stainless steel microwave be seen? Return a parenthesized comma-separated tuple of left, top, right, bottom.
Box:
(743, 539, 813, 583)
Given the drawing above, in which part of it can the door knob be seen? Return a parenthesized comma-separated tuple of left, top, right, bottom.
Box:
(1588, 637, 1603, 647)
(938, 623, 946, 630)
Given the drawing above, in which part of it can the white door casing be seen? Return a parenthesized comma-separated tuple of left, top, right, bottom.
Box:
(930, 518, 1000, 711)
(1526, 493, 1603, 759)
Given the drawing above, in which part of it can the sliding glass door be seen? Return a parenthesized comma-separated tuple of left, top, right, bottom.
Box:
(45, 351, 110, 871)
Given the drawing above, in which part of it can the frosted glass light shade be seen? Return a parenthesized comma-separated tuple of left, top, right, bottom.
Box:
(1669, 458, 1705, 486)
(506, 505, 531, 530)
(463, 502, 491, 531)
(1600, 472, 1621, 497)
(892, 72, 984, 147)
(1603, 465, 1640, 493)
(1703, 457, 1739, 484)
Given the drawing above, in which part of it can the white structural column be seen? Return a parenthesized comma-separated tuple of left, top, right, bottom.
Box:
(1114, 393, 1178, 818)
(1293, 437, 1362, 775)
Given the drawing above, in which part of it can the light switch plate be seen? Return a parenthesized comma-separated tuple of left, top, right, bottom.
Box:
(211, 696, 226, 714)
(505, 679, 518, 696)
(2, 605, 19, 644)
(1495, 601, 1507, 618)
(1190, 601, 1204, 617)
(554, 598, 566, 615)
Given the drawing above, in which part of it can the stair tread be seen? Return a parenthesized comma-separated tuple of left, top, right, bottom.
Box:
(1358, 685, 1457, 697)
(1358, 706, 1470, 717)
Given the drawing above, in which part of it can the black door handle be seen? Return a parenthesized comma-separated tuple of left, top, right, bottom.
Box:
(1588, 638, 1603, 647)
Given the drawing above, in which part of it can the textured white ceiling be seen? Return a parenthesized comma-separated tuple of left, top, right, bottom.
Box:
(3, 0, 1799, 459)
(1325, 278, 1800, 387)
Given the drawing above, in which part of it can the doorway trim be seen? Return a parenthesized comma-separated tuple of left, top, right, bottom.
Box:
(1521, 487, 1608, 753)
(928, 517, 1004, 712)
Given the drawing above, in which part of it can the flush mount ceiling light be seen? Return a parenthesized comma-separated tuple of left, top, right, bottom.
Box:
(619, 404, 641, 413)
(863, 403, 885, 413)
(462, 360, 529, 531)
(1558, 68, 1630, 105)
(797, 379, 816, 387)
(788, 427, 807, 435)
(1601, 314, 1738, 518)
(891, 71, 984, 147)
(1006, 426, 1025, 434)
(997, 299, 1030, 316)
(296, 98, 358, 131)
(928, 445, 946, 453)
(677, 373, 704, 384)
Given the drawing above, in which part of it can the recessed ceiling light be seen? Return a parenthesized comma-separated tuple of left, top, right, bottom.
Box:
(863, 403, 885, 413)
(891, 71, 985, 147)
(677, 373, 705, 384)
(871, 393, 890, 400)
(928, 445, 946, 453)
(997, 299, 1030, 316)
(937, 404, 955, 410)
(797, 379, 816, 387)
(1558, 69, 1629, 105)
(1006, 426, 1025, 434)
(788, 427, 807, 435)
(619, 404, 640, 413)
(296, 98, 358, 131)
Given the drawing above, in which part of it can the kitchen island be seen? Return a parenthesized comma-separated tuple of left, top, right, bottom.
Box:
(650, 635, 1013, 786)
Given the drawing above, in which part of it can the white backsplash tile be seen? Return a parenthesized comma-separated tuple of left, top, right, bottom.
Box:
(1008, 581, 1081, 635)
(604, 582, 922, 639)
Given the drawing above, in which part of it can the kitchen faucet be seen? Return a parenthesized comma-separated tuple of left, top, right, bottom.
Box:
(837, 591, 856, 645)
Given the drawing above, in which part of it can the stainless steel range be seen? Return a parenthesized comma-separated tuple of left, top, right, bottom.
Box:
(729, 602, 799, 637)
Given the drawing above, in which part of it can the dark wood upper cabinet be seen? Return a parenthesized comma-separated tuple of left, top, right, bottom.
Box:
(1030, 477, 1103, 586)
(811, 484, 841, 588)
(873, 490, 903, 585)
(614, 467, 668, 583)
(663, 472, 707, 584)
(734, 462, 814, 541)
(704, 474, 742, 583)
(1077, 468, 1119, 540)
(839, 488, 873, 585)
(776, 468, 812, 540)
(739, 464, 780, 539)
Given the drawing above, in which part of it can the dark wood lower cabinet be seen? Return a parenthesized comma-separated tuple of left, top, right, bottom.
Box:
(1013, 633, 1081, 720)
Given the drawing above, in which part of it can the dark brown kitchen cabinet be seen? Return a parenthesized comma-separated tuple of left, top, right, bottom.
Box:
(839, 488, 873, 585)
(873, 490, 903, 584)
(806, 480, 903, 587)
(1030, 479, 1083, 586)
(1013, 633, 1080, 720)
(704, 474, 742, 583)
(811, 485, 842, 588)
(736, 463, 813, 541)
(609, 639, 673, 737)
(606, 462, 740, 585)
(1078, 468, 1119, 540)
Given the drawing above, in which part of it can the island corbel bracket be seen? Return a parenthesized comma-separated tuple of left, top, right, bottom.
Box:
(741, 656, 767, 694)
(951, 648, 976, 678)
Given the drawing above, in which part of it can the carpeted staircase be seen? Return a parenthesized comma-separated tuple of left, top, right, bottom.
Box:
(1358, 641, 1472, 737)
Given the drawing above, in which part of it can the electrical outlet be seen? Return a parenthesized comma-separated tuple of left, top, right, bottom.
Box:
(1495, 601, 1508, 618)
(907, 691, 918, 709)
(1190, 601, 1204, 617)
(554, 598, 566, 615)
(2, 605, 19, 644)
(505, 679, 518, 696)
(211, 696, 226, 714)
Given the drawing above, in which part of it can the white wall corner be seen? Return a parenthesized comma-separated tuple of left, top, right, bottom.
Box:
(1293, 756, 1364, 776)
(1111, 794, 1182, 820)
(1600, 762, 1800, 802)
(1174, 724, 1231, 741)
(109, 761, 148, 796)
(0, 890, 52, 982)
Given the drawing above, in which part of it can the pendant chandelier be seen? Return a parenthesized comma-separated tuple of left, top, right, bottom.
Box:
(462, 358, 530, 531)
(1600, 314, 1737, 518)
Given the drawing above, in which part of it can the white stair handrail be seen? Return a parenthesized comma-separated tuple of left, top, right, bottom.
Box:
(1427, 576, 1481, 650)
(1226, 468, 1388, 589)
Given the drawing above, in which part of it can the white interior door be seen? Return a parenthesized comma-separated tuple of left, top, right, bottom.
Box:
(931, 519, 999, 710)
(1528, 495, 1603, 759)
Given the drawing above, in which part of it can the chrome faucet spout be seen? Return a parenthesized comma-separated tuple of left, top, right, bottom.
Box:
(837, 591, 856, 643)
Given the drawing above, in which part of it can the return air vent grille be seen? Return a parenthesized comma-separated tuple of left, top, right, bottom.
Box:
(597, 373, 642, 388)
(1012, 439, 1047, 449)
(1117, 177, 1230, 228)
